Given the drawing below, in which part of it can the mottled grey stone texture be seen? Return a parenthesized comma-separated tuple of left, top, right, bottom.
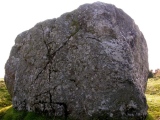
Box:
(5, 2, 148, 120)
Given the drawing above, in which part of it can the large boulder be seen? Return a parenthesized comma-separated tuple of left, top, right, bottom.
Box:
(5, 2, 148, 120)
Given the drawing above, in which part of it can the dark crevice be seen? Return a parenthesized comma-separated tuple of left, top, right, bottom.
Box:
(54, 102, 69, 120)
(34, 61, 50, 80)
(86, 36, 102, 43)
(33, 92, 69, 119)
(34, 91, 50, 98)
(52, 69, 59, 72)
(48, 91, 55, 114)
(35, 25, 80, 81)
(69, 79, 76, 83)
(51, 40, 68, 58)
(69, 79, 79, 88)
(33, 25, 80, 118)
(48, 66, 51, 82)
(46, 41, 56, 45)
(34, 25, 51, 81)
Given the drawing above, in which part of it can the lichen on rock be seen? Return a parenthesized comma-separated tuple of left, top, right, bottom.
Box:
(5, 2, 148, 120)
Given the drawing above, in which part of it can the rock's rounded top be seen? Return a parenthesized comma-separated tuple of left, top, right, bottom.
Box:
(5, 2, 148, 120)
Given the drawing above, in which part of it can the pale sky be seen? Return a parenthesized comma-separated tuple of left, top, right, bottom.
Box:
(0, 0, 160, 78)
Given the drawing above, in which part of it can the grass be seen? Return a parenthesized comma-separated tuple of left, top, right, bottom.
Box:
(0, 80, 12, 110)
(0, 78, 160, 120)
(145, 78, 160, 120)
(0, 106, 12, 119)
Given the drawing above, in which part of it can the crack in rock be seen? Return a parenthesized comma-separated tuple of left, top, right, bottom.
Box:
(34, 25, 80, 81)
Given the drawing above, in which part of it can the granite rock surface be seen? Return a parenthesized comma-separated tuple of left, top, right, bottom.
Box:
(5, 2, 148, 120)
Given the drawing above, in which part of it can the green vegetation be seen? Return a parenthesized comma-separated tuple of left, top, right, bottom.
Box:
(0, 78, 160, 120)
(0, 80, 11, 110)
(0, 106, 68, 120)
(1, 107, 59, 120)
(146, 78, 160, 120)
(148, 70, 154, 78)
